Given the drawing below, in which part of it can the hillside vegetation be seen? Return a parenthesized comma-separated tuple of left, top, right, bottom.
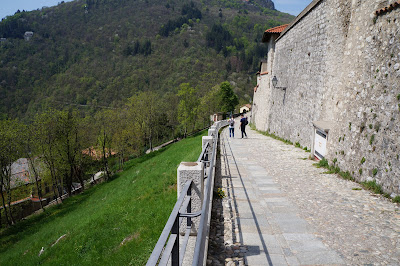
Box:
(0, 0, 293, 120)
(0, 132, 205, 265)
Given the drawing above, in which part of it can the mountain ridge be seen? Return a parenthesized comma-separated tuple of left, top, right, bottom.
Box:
(0, 0, 294, 120)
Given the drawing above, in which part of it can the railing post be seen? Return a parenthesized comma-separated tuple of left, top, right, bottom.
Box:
(202, 136, 213, 168)
(171, 216, 179, 266)
(187, 182, 192, 227)
(208, 128, 216, 137)
(177, 162, 204, 235)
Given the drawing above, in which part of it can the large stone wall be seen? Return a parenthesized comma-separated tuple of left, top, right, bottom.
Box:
(252, 0, 400, 195)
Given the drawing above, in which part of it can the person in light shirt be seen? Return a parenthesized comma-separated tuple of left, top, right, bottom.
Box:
(228, 116, 235, 137)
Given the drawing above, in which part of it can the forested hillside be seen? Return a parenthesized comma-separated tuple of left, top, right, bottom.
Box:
(0, 0, 293, 120)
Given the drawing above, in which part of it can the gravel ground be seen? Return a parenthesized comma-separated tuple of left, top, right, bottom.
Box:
(207, 126, 400, 265)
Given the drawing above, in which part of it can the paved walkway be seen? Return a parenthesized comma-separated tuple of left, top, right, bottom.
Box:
(212, 125, 400, 265)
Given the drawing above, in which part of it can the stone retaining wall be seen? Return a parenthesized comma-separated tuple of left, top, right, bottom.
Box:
(252, 0, 400, 195)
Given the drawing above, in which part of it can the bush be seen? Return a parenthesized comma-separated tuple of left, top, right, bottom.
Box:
(315, 158, 329, 168)
(215, 187, 225, 199)
(362, 180, 383, 194)
(393, 196, 400, 203)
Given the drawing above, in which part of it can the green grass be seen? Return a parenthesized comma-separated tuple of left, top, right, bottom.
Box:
(0, 132, 206, 265)
(314, 158, 329, 168)
(314, 158, 354, 181)
(393, 196, 400, 203)
(361, 180, 383, 195)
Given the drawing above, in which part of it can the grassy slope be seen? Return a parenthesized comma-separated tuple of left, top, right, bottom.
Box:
(0, 131, 206, 265)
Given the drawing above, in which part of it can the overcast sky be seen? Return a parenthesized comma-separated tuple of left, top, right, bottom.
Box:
(0, 0, 313, 21)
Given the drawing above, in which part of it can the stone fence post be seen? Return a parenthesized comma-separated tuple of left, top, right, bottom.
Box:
(202, 136, 213, 165)
(177, 162, 204, 235)
(208, 128, 217, 137)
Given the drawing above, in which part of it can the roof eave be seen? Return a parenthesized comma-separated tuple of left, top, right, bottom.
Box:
(262, 32, 280, 43)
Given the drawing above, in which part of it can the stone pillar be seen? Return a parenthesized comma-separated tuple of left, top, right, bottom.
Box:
(177, 162, 204, 235)
(208, 128, 217, 137)
(202, 136, 213, 163)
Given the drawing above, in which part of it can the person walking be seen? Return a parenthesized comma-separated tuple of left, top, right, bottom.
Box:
(228, 116, 235, 137)
(239, 114, 248, 138)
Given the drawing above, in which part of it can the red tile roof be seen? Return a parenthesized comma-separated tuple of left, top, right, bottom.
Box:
(262, 24, 289, 42)
(264, 24, 289, 34)
(376, 1, 400, 15)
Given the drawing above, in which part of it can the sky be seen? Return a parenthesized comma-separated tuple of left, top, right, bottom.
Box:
(0, 0, 313, 21)
(0, 0, 74, 20)
(274, 0, 313, 16)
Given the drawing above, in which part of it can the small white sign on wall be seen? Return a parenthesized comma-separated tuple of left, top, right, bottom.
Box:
(314, 129, 327, 160)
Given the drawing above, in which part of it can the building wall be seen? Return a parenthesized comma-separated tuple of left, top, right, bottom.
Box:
(252, 0, 400, 195)
(252, 35, 277, 131)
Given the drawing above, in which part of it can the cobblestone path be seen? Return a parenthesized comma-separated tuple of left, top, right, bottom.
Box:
(207, 125, 400, 265)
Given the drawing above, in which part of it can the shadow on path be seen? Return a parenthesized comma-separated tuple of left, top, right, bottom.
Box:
(222, 132, 273, 265)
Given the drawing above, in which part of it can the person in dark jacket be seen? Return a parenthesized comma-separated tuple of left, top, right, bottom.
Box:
(239, 114, 247, 138)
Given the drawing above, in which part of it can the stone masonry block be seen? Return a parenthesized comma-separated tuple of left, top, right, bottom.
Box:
(177, 162, 204, 235)
(202, 136, 214, 163)
(208, 128, 217, 137)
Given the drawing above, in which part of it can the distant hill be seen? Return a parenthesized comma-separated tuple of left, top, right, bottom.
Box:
(0, 0, 294, 120)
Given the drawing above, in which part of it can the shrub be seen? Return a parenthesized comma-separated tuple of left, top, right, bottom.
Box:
(373, 168, 378, 176)
(362, 180, 383, 194)
(370, 134, 375, 145)
(393, 196, 400, 203)
(315, 158, 329, 168)
(339, 171, 353, 181)
(215, 187, 226, 199)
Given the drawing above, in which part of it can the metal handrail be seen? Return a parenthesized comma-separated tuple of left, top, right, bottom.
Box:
(147, 121, 227, 266)
(192, 137, 217, 266)
(197, 142, 210, 162)
(146, 180, 193, 266)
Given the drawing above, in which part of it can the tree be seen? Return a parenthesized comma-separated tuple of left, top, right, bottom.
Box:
(94, 109, 116, 181)
(34, 110, 64, 203)
(127, 91, 160, 152)
(177, 83, 199, 136)
(0, 119, 25, 226)
(218, 81, 238, 113)
(55, 110, 82, 196)
(198, 85, 221, 127)
(24, 124, 45, 212)
(112, 108, 143, 169)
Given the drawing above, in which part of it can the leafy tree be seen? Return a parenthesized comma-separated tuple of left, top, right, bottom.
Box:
(218, 81, 239, 113)
(0, 119, 25, 226)
(33, 110, 64, 203)
(206, 24, 233, 52)
(112, 108, 143, 169)
(94, 109, 116, 181)
(198, 85, 221, 127)
(181, 2, 202, 19)
(24, 124, 45, 212)
(177, 83, 199, 136)
(127, 91, 161, 152)
(55, 110, 83, 196)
